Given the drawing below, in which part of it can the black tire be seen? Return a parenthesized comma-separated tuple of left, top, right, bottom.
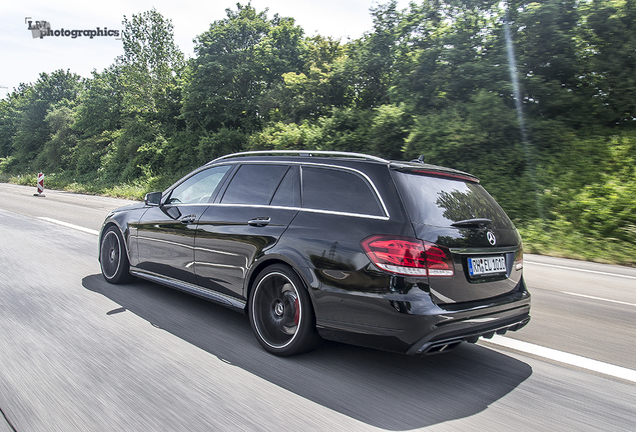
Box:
(100, 226, 132, 284)
(249, 264, 320, 356)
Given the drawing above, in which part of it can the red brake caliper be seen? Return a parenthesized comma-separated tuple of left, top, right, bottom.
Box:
(294, 297, 300, 325)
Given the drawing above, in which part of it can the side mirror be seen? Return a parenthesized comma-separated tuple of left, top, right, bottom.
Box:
(144, 191, 162, 206)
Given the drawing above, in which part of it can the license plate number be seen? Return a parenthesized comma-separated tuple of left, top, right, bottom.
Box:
(468, 256, 506, 277)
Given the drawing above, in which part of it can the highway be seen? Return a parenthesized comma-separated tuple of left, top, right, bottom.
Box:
(1, 182, 635, 431)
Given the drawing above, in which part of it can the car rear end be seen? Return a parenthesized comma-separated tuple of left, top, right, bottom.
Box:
(359, 162, 530, 354)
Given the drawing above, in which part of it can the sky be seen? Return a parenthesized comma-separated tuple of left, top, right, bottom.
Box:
(1, 0, 409, 100)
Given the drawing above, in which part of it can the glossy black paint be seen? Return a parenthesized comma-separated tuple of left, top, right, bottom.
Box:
(194, 205, 299, 297)
(134, 204, 208, 285)
(99, 152, 531, 355)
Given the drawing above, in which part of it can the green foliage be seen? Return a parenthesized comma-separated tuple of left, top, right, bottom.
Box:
(580, 0, 636, 124)
(368, 105, 410, 159)
(0, 104, 16, 159)
(542, 132, 636, 243)
(263, 36, 350, 122)
(404, 91, 519, 167)
(248, 122, 320, 150)
(6, 70, 82, 173)
(196, 128, 248, 161)
(182, 4, 306, 134)
(36, 106, 78, 172)
(1, 2, 635, 265)
(120, 9, 185, 117)
(73, 66, 124, 137)
(520, 217, 636, 267)
(71, 131, 118, 176)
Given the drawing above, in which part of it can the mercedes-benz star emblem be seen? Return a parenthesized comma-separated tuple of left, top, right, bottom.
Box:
(486, 231, 497, 246)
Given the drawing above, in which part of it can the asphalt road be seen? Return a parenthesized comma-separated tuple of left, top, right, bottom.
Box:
(1, 183, 635, 431)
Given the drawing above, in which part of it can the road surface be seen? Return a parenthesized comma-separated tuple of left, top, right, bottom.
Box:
(1, 183, 635, 431)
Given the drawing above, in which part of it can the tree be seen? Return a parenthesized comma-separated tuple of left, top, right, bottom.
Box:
(95, 9, 186, 182)
(368, 104, 410, 159)
(182, 3, 306, 136)
(119, 9, 185, 118)
(581, 0, 636, 125)
(0, 92, 22, 159)
(263, 36, 349, 122)
(73, 65, 125, 138)
(505, 0, 591, 126)
(37, 106, 77, 172)
(9, 70, 82, 172)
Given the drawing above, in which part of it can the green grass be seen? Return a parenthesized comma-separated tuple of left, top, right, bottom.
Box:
(519, 219, 636, 267)
(0, 172, 176, 201)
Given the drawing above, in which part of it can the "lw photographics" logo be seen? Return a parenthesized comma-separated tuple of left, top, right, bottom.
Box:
(26, 18, 120, 39)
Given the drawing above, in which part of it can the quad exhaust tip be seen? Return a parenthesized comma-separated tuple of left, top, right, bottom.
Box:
(413, 317, 531, 356)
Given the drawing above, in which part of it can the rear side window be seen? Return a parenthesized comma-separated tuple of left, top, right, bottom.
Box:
(221, 164, 289, 205)
(302, 166, 384, 217)
(393, 171, 515, 229)
(271, 166, 300, 207)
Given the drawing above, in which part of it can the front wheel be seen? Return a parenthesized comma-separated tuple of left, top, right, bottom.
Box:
(100, 226, 131, 284)
(249, 264, 320, 356)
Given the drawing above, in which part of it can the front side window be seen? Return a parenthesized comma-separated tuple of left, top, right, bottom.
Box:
(302, 166, 384, 217)
(168, 165, 231, 204)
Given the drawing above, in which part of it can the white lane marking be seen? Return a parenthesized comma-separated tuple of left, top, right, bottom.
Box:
(485, 335, 636, 384)
(37, 217, 99, 236)
(28, 217, 636, 381)
(561, 291, 636, 308)
(525, 260, 636, 280)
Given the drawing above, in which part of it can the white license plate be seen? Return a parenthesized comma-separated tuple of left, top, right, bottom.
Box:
(468, 256, 506, 276)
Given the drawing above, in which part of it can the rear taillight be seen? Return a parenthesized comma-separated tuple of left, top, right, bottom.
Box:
(361, 235, 454, 277)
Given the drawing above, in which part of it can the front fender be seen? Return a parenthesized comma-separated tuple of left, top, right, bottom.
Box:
(98, 206, 148, 266)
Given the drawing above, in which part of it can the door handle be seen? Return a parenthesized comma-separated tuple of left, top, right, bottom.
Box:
(180, 215, 197, 224)
(248, 217, 271, 227)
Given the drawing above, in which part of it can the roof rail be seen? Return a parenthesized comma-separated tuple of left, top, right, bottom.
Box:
(207, 150, 389, 165)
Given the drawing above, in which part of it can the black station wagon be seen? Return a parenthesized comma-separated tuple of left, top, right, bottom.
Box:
(99, 151, 530, 356)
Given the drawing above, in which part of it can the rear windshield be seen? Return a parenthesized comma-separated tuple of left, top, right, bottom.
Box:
(393, 171, 515, 229)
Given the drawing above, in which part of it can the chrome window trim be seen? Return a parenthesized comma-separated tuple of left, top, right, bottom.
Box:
(164, 202, 390, 221)
(202, 159, 390, 218)
(136, 235, 193, 249)
(300, 207, 390, 221)
(220, 203, 390, 221)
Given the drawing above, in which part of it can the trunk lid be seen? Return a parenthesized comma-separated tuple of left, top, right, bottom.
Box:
(391, 166, 523, 304)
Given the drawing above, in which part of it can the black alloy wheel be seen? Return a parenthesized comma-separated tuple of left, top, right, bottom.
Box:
(249, 264, 319, 356)
(100, 226, 131, 284)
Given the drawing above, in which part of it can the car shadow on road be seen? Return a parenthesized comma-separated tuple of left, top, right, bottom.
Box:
(83, 274, 532, 430)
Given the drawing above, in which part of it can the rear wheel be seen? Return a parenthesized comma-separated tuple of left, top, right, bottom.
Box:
(249, 264, 320, 356)
(100, 226, 131, 284)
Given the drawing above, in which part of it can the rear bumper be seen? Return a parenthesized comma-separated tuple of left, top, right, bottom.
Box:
(406, 308, 530, 355)
(313, 277, 531, 355)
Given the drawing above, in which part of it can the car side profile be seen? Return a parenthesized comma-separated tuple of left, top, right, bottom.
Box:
(99, 151, 530, 356)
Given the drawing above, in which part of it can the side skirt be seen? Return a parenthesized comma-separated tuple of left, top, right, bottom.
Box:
(130, 267, 247, 312)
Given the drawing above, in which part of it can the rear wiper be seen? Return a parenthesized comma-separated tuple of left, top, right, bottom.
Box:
(451, 218, 492, 229)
